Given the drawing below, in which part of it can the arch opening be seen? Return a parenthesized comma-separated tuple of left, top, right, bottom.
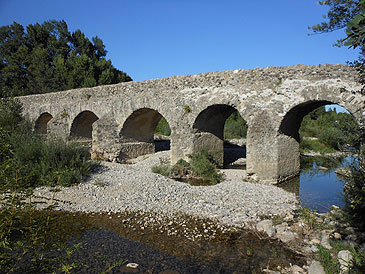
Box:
(278, 100, 359, 182)
(193, 104, 247, 168)
(119, 108, 171, 161)
(35, 113, 53, 135)
(70, 111, 99, 140)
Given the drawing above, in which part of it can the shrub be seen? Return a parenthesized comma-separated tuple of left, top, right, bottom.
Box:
(343, 144, 365, 227)
(151, 163, 171, 177)
(190, 150, 224, 185)
(170, 159, 190, 178)
(0, 98, 97, 189)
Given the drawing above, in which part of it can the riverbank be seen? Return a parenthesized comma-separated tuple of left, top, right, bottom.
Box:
(33, 151, 297, 228)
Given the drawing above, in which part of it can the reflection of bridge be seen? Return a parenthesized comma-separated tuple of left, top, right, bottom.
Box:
(19, 65, 365, 184)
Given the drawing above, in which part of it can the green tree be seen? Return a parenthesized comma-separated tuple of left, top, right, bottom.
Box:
(0, 20, 132, 97)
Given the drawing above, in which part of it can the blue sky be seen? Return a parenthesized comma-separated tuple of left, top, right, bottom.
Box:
(0, 0, 360, 82)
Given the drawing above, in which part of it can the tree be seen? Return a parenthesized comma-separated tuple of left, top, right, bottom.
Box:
(0, 20, 132, 97)
(310, 0, 365, 89)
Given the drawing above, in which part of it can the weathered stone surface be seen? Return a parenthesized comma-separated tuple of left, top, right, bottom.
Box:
(18, 64, 365, 183)
(277, 231, 297, 243)
(321, 234, 332, 250)
(308, 261, 326, 274)
(338, 250, 353, 273)
(256, 219, 273, 232)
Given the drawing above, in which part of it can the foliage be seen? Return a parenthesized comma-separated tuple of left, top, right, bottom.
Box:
(300, 138, 337, 153)
(151, 163, 171, 177)
(155, 117, 171, 136)
(343, 142, 365, 227)
(170, 159, 190, 178)
(190, 150, 224, 185)
(344, 0, 365, 49)
(316, 245, 341, 273)
(224, 111, 247, 139)
(0, 20, 132, 97)
(309, 0, 360, 46)
(152, 151, 224, 185)
(0, 98, 97, 189)
(299, 106, 360, 152)
(311, 0, 365, 92)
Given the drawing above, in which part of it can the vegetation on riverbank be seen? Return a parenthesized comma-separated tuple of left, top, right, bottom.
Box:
(152, 150, 224, 185)
(299, 106, 360, 154)
(0, 98, 100, 273)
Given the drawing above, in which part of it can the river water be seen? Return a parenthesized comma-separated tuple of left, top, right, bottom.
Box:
(279, 155, 354, 213)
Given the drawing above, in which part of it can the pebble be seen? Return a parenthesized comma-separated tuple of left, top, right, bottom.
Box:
(32, 151, 297, 229)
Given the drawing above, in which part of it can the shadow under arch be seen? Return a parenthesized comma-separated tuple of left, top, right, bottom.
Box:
(193, 104, 247, 167)
(35, 112, 53, 135)
(118, 108, 171, 161)
(70, 111, 99, 139)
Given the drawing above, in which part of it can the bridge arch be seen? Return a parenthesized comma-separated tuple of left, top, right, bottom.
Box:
(35, 112, 53, 135)
(192, 104, 247, 167)
(277, 99, 361, 182)
(70, 110, 99, 139)
(118, 108, 171, 161)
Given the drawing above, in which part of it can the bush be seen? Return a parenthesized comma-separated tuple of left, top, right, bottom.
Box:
(318, 127, 343, 150)
(151, 151, 224, 185)
(343, 144, 365, 227)
(190, 150, 224, 185)
(170, 159, 190, 178)
(0, 98, 97, 189)
(151, 163, 171, 177)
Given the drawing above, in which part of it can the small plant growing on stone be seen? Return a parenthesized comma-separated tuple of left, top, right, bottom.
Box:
(183, 105, 191, 113)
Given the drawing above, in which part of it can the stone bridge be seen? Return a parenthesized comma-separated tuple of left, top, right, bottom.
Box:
(19, 64, 365, 184)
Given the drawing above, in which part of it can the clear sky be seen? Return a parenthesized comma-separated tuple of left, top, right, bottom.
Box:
(0, 0, 360, 82)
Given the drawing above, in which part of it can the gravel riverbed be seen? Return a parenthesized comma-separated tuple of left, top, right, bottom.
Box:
(33, 151, 297, 228)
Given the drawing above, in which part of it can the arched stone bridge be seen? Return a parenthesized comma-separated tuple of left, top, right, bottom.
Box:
(19, 64, 365, 184)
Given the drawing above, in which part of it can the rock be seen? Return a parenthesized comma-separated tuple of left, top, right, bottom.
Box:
(308, 260, 326, 274)
(310, 238, 321, 245)
(333, 232, 342, 240)
(331, 205, 340, 210)
(126, 263, 139, 269)
(321, 234, 332, 249)
(264, 226, 276, 237)
(275, 225, 287, 234)
(345, 234, 357, 242)
(278, 231, 297, 243)
(345, 227, 356, 234)
(262, 269, 280, 274)
(256, 219, 273, 232)
(338, 250, 353, 273)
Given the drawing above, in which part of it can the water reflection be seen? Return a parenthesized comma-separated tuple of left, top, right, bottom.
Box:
(279, 156, 354, 213)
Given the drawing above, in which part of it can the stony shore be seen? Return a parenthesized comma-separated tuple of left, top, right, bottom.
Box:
(31, 151, 365, 273)
(33, 151, 297, 228)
